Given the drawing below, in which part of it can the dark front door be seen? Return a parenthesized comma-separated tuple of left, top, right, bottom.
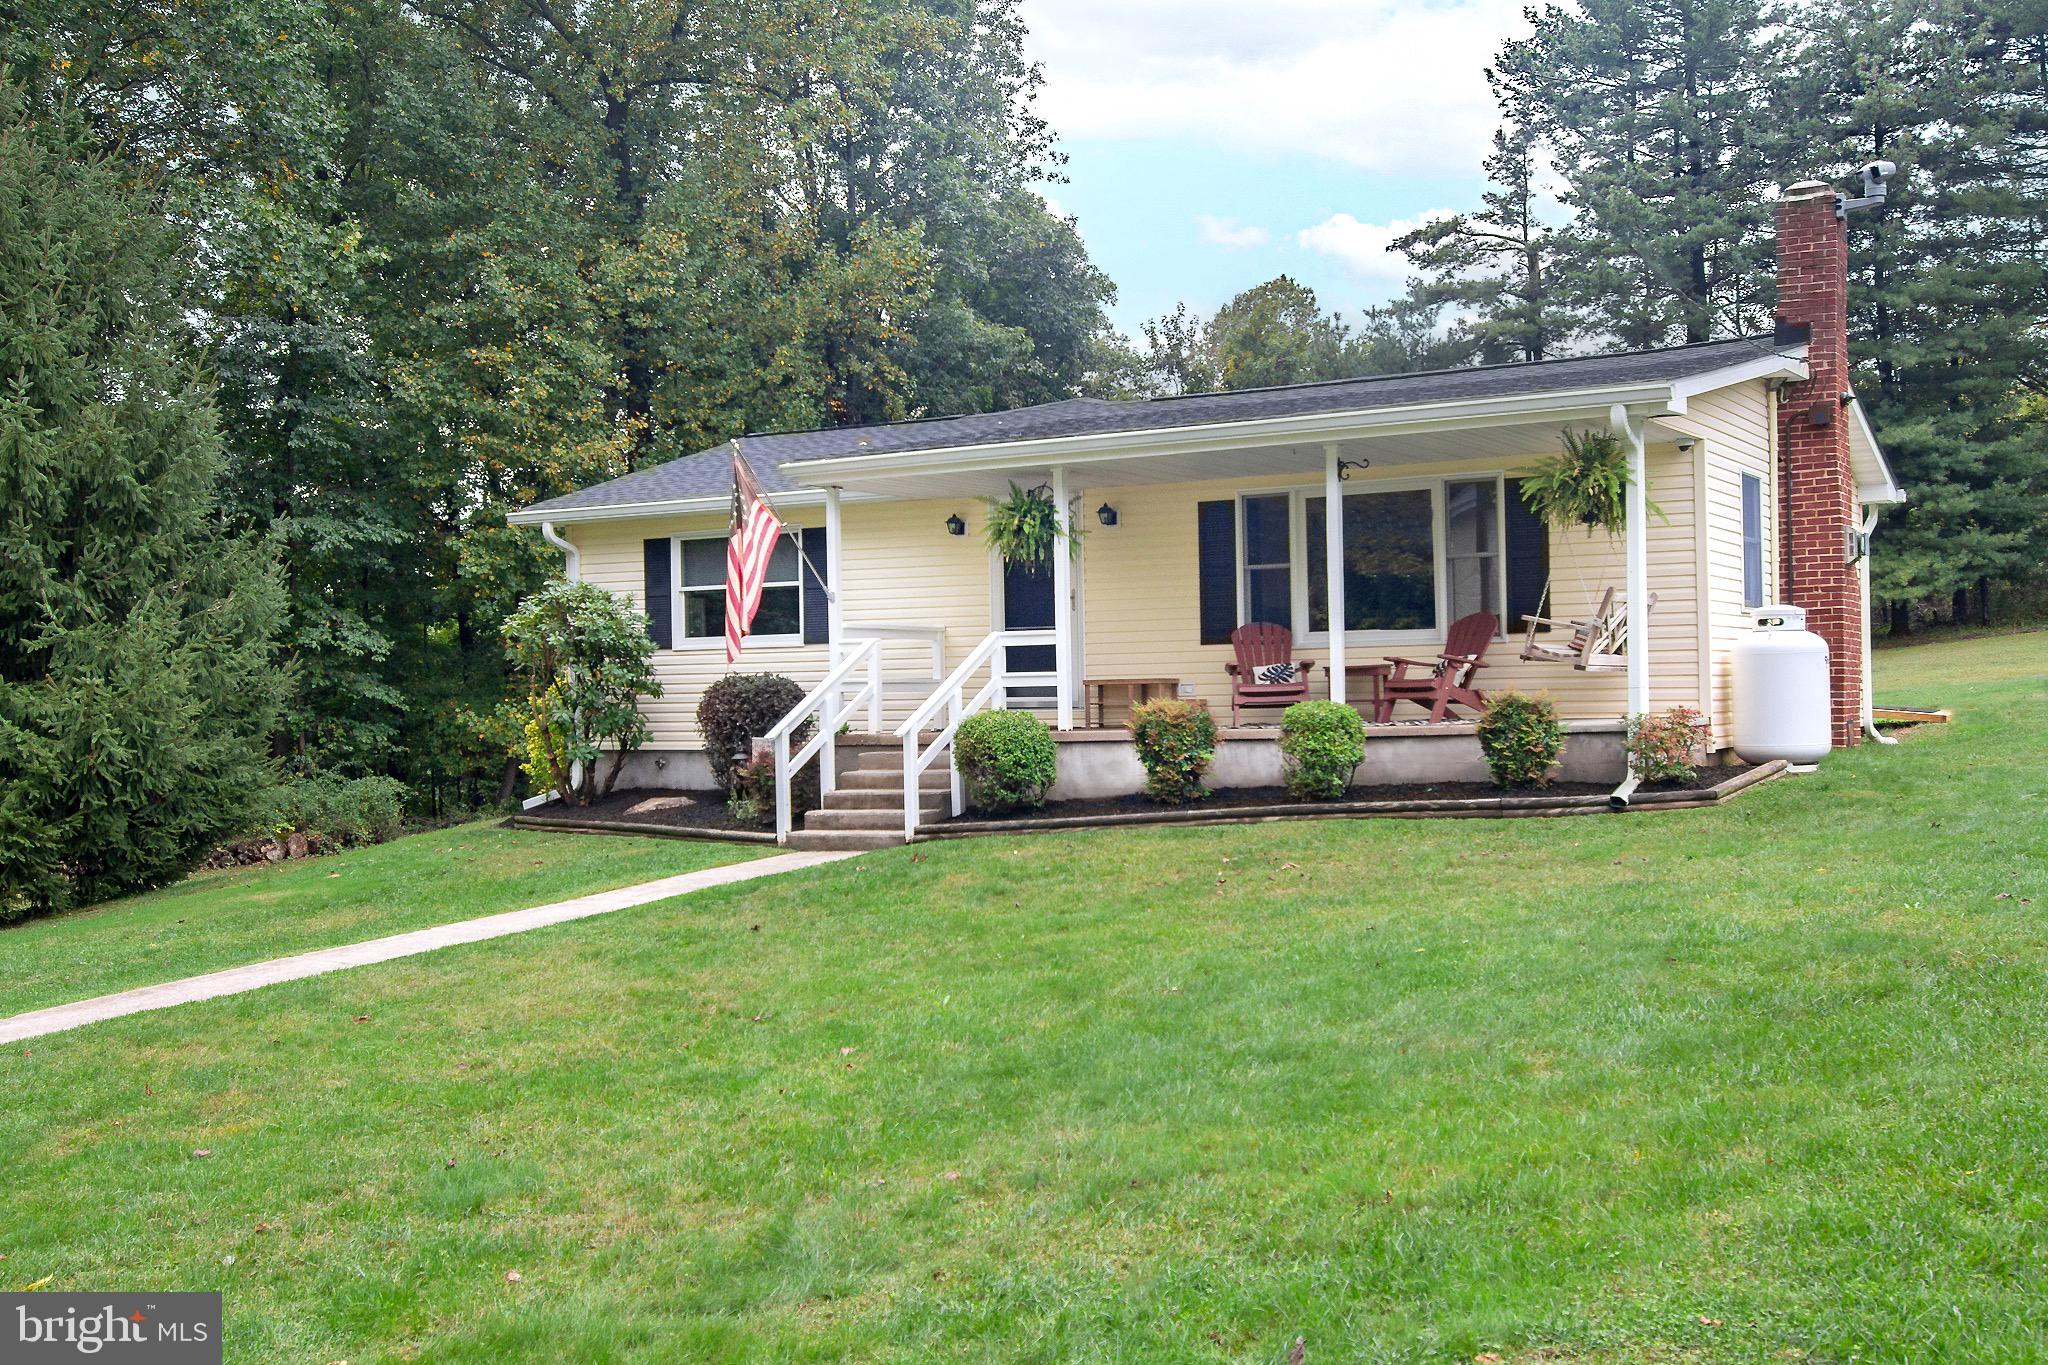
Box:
(1002, 555, 1057, 703)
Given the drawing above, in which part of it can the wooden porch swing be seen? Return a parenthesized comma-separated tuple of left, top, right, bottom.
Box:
(1517, 585, 1657, 673)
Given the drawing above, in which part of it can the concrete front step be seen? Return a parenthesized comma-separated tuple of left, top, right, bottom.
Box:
(839, 769, 950, 792)
(803, 808, 921, 832)
(823, 788, 949, 812)
(786, 829, 907, 851)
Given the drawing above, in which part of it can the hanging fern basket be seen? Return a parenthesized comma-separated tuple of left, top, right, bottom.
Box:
(1518, 428, 1658, 534)
(982, 482, 1080, 573)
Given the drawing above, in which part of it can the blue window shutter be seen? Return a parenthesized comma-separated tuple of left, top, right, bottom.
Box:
(643, 538, 673, 648)
(801, 526, 829, 644)
(1197, 500, 1237, 645)
(1504, 478, 1549, 631)
(1741, 474, 1764, 609)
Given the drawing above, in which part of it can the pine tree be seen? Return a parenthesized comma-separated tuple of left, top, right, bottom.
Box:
(1396, 119, 1581, 362)
(0, 89, 284, 916)
(1494, 0, 1787, 347)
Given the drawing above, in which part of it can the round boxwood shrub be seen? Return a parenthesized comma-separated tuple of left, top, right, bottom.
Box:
(953, 709, 1057, 814)
(1279, 700, 1366, 801)
(1476, 690, 1566, 789)
(1128, 698, 1217, 805)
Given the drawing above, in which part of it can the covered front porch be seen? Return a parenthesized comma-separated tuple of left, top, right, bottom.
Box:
(766, 395, 1715, 841)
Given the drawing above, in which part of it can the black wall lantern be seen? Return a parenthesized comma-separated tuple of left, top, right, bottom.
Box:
(945, 513, 966, 536)
(1096, 503, 1118, 527)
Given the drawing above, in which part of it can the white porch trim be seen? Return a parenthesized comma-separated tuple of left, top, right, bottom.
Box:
(1051, 464, 1075, 730)
(1616, 403, 1652, 718)
(1323, 443, 1346, 706)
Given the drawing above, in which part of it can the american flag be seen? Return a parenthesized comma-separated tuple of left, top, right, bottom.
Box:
(725, 443, 785, 663)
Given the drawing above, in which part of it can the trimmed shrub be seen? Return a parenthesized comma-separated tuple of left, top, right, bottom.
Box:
(1279, 701, 1366, 801)
(697, 674, 809, 794)
(1129, 698, 1218, 805)
(1476, 691, 1566, 789)
(1627, 705, 1710, 783)
(953, 710, 1058, 814)
(265, 775, 409, 846)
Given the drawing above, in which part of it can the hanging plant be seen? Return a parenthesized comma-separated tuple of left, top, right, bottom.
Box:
(1518, 427, 1660, 533)
(981, 482, 1081, 572)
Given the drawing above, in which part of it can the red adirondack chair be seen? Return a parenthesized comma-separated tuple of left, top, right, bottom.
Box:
(1377, 611, 1500, 722)
(1225, 622, 1317, 726)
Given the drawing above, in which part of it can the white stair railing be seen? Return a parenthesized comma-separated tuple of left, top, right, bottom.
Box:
(763, 637, 884, 843)
(893, 628, 1057, 842)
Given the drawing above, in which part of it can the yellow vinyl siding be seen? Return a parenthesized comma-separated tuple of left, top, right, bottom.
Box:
(565, 499, 991, 750)
(1666, 382, 1775, 745)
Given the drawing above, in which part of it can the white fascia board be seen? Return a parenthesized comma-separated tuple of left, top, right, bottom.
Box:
(507, 487, 838, 526)
(1665, 350, 1808, 412)
(777, 382, 1678, 485)
(1848, 399, 1904, 504)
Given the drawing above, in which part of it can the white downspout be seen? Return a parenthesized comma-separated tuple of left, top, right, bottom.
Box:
(1857, 503, 1897, 745)
(1611, 404, 1651, 809)
(540, 521, 580, 582)
(528, 521, 582, 810)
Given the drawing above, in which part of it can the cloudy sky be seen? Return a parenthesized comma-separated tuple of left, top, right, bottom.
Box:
(1022, 0, 1530, 335)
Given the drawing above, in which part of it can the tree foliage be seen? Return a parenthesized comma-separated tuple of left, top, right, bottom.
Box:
(0, 89, 285, 917)
(503, 582, 662, 806)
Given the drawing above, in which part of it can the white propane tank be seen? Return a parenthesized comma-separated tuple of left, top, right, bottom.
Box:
(1731, 604, 1832, 765)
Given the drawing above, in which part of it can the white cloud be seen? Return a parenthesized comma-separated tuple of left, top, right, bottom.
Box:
(1023, 0, 1526, 174)
(1197, 215, 1271, 248)
(1297, 210, 1458, 284)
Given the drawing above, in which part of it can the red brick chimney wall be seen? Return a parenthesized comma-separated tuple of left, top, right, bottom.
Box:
(1774, 180, 1863, 749)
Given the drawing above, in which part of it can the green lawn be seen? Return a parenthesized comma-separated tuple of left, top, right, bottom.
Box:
(0, 822, 763, 1018)
(4, 633, 2045, 1363)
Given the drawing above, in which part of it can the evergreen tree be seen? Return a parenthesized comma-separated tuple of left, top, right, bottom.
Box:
(1395, 120, 1581, 362)
(0, 89, 284, 916)
(1494, 0, 1786, 347)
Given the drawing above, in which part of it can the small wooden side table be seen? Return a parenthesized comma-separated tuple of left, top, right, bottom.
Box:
(1083, 677, 1181, 728)
(1345, 662, 1393, 723)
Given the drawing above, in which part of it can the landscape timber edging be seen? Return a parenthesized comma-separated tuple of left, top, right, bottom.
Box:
(922, 760, 1791, 840)
(507, 814, 777, 845)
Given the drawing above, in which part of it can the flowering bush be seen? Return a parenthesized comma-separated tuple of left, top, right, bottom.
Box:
(1476, 691, 1566, 789)
(1627, 706, 1710, 783)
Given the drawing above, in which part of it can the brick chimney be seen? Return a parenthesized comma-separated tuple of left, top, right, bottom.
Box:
(1774, 180, 1862, 749)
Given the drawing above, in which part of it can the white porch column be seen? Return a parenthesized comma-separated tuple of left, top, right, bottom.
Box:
(1615, 403, 1651, 717)
(1051, 465, 1075, 730)
(1323, 443, 1346, 707)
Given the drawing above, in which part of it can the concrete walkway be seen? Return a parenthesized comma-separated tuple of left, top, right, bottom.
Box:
(0, 850, 855, 1045)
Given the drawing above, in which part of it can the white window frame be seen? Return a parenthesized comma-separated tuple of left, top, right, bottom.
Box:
(1234, 490, 1298, 630)
(1290, 472, 1510, 648)
(670, 530, 804, 651)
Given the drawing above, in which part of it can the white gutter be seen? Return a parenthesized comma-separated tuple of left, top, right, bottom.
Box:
(540, 521, 580, 582)
(509, 487, 839, 527)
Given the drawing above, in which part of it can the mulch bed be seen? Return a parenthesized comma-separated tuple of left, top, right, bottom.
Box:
(970, 767, 1751, 827)
(511, 788, 776, 843)
(928, 761, 1781, 838)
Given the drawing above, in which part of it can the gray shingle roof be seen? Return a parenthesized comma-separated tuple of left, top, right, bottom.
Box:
(520, 336, 1791, 517)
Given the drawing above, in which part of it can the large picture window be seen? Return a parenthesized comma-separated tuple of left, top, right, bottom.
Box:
(677, 534, 801, 645)
(1305, 488, 1436, 632)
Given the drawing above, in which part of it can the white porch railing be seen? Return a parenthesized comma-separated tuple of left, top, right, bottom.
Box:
(894, 628, 1057, 842)
(763, 637, 884, 842)
(838, 623, 947, 700)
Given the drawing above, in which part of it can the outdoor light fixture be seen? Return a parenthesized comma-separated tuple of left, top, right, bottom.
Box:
(945, 514, 965, 536)
(1096, 503, 1118, 527)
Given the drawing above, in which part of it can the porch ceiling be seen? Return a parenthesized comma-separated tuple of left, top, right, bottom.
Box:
(792, 412, 1688, 501)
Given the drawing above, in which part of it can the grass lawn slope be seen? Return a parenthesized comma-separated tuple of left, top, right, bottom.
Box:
(0, 823, 764, 1018)
(3, 633, 2044, 1362)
